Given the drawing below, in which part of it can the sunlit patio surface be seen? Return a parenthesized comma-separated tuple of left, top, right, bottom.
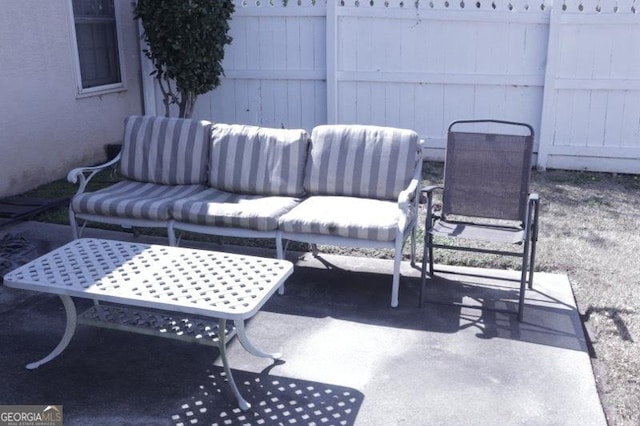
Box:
(0, 221, 606, 425)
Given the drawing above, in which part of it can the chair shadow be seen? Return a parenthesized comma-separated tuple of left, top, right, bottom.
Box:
(171, 366, 364, 426)
(265, 256, 589, 353)
(420, 269, 590, 352)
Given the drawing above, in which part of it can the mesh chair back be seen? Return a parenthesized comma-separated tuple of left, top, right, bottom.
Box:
(442, 120, 534, 223)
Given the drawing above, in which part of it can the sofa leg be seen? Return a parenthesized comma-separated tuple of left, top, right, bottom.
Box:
(69, 209, 79, 240)
(276, 237, 284, 260)
(391, 242, 403, 308)
(167, 222, 177, 247)
(276, 236, 286, 295)
(391, 266, 400, 308)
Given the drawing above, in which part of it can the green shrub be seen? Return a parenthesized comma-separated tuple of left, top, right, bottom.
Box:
(135, 0, 235, 118)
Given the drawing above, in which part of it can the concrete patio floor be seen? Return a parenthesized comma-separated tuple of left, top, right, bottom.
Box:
(1, 222, 606, 425)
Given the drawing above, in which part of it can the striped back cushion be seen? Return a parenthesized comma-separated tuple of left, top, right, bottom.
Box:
(208, 124, 310, 196)
(119, 116, 212, 185)
(305, 125, 420, 200)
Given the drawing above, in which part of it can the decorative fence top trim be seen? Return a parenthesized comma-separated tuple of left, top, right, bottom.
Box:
(234, 0, 639, 14)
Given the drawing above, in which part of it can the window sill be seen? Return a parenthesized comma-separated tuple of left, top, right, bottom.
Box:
(76, 83, 127, 99)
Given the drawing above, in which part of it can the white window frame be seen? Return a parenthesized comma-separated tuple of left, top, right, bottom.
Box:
(67, 0, 127, 97)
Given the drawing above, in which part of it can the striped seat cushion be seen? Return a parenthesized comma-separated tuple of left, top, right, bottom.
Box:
(171, 188, 302, 232)
(278, 196, 410, 242)
(71, 180, 208, 221)
(305, 125, 420, 201)
(119, 116, 212, 185)
(209, 124, 309, 197)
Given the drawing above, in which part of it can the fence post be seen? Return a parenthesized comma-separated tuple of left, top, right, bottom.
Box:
(326, 0, 338, 124)
(537, 1, 563, 170)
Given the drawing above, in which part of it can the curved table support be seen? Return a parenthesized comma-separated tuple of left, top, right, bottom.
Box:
(235, 320, 282, 360)
(27, 295, 77, 370)
(218, 319, 251, 411)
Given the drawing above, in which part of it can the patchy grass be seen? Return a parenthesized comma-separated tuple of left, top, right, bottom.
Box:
(21, 163, 640, 426)
(531, 169, 640, 426)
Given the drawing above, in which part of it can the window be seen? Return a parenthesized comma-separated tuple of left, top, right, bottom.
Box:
(70, 0, 124, 93)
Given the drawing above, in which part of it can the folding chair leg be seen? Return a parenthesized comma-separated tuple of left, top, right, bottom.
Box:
(420, 249, 427, 308)
(518, 267, 527, 322)
(528, 233, 538, 290)
(410, 226, 417, 267)
(419, 233, 434, 308)
(528, 249, 536, 290)
(528, 198, 540, 289)
(518, 234, 532, 321)
(428, 236, 434, 277)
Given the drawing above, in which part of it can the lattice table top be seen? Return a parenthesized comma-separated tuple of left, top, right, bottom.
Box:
(3, 238, 293, 319)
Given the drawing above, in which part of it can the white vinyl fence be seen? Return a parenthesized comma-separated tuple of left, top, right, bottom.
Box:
(141, 0, 640, 173)
(539, 0, 640, 172)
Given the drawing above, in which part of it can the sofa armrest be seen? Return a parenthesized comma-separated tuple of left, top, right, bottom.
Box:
(398, 177, 420, 207)
(397, 146, 424, 231)
(67, 153, 121, 196)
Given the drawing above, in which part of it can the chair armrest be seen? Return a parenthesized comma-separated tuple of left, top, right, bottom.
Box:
(421, 185, 443, 204)
(419, 185, 444, 230)
(67, 153, 121, 195)
(421, 185, 443, 194)
(398, 153, 425, 206)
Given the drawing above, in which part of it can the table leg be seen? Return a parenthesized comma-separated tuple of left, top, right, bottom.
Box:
(217, 319, 251, 411)
(27, 295, 77, 370)
(235, 320, 282, 360)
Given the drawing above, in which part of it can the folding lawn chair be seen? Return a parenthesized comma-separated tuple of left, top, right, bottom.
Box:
(420, 119, 540, 321)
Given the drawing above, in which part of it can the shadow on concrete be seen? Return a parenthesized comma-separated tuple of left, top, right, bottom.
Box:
(1, 292, 364, 425)
(170, 366, 364, 426)
(0, 223, 606, 425)
(264, 255, 588, 353)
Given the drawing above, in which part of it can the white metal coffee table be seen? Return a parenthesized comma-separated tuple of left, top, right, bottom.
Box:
(2, 238, 293, 410)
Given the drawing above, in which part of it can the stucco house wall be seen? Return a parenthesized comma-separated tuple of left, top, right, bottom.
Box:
(0, 0, 144, 198)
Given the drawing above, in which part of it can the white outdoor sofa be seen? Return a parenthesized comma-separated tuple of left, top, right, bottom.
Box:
(68, 116, 423, 306)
